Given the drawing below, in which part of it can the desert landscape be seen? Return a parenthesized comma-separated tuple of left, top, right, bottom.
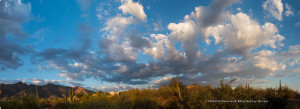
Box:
(1, 0, 300, 108)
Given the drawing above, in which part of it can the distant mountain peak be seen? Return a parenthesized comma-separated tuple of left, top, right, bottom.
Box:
(45, 83, 56, 85)
(75, 86, 90, 95)
(16, 81, 26, 85)
(0, 82, 93, 99)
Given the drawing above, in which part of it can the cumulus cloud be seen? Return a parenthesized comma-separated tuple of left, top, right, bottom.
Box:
(103, 16, 133, 39)
(208, 12, 284, 56)
(271, 45, 300, 77)
(196, 0, 239, 27)
(284, 3, 294, 17)
(144, 34, 168, 59)
(263, 0, 283, 21)
(30, 0, 300, 89)
(168, 20, 200, 61)
(145, 0, 240, 63)
(98, 85, 132, 92)
(153, 76, 174, 86)
(168, 21, 198, 42)
(128, 33, 152, 50)
(31, 23, 100, 82)
(0, 0, 32, 70)
(31, 47, 103, 82)
(119, 0, 147, 21)
(145, 11, 287, 87)
(185, 0, 239, 44)
(32, 20, 151, 85)
(289, 45, 300, 51)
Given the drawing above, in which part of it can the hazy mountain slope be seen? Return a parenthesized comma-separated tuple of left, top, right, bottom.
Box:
(0, 82, 93, 99)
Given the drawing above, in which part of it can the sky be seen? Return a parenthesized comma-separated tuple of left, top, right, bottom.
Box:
(0, 0, 300, 92)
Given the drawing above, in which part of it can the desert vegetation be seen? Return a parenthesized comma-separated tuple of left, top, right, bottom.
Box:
(0, 79, 299, 109)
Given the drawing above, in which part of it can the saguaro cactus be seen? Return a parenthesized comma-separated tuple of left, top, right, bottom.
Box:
(176, 78, 182, 102)
(68, 88, 74, 101)
(35, 85, 39, 99)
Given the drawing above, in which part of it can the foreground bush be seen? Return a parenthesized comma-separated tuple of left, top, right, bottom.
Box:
(0, 79, 298, 109)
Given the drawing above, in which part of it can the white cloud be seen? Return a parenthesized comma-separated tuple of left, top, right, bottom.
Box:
(256, 50, 275, 56)
(168, 20, 198, 42)
(185, 0, 239, 44)
(168, 19, 202, 61)
(263, 0, 283, 21)
(30, 0, 300, 88)
(101, 8, 149, 62)
(108, 40, 137, 61)
(289, 45, 300, 51)
(58, 73, 67, 77)
(103, 16, 133, 39)
(285, 3, 294, 17)
(208, 12, 284, 56)
(119, 0, 147, 21)
(153, 76, 174, 85)
(29, 79, 84, 87)
(115, 64, 128, 73)
(144, 34, 167, 59)
(253, 52, 286, 74)
(99, 85, 132, 92)
(270, 45, 300, 77)
(145, 33, 184, 61)
(32, 80, 42, 84)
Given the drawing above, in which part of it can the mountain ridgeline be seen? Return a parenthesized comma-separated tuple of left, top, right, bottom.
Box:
(0, 79, 299, 109)
(0, 82, 93, 99)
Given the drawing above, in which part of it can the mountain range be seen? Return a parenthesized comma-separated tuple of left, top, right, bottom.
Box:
(0, 82, 93, 100)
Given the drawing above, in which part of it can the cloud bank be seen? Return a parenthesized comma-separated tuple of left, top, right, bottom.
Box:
(0, 0, 32, 70)
(4, 0, 297, 90)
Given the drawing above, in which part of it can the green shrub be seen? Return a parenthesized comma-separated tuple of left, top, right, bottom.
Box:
(0, 80, 297, 109)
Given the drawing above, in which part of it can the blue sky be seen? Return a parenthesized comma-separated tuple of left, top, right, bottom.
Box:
(1, 0, 300, 92)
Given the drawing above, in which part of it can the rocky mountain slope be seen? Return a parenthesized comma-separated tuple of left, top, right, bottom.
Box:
(0, 82, 93, 99)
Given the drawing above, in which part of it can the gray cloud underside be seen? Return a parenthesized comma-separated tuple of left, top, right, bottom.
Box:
(0, 0, 32, 70)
